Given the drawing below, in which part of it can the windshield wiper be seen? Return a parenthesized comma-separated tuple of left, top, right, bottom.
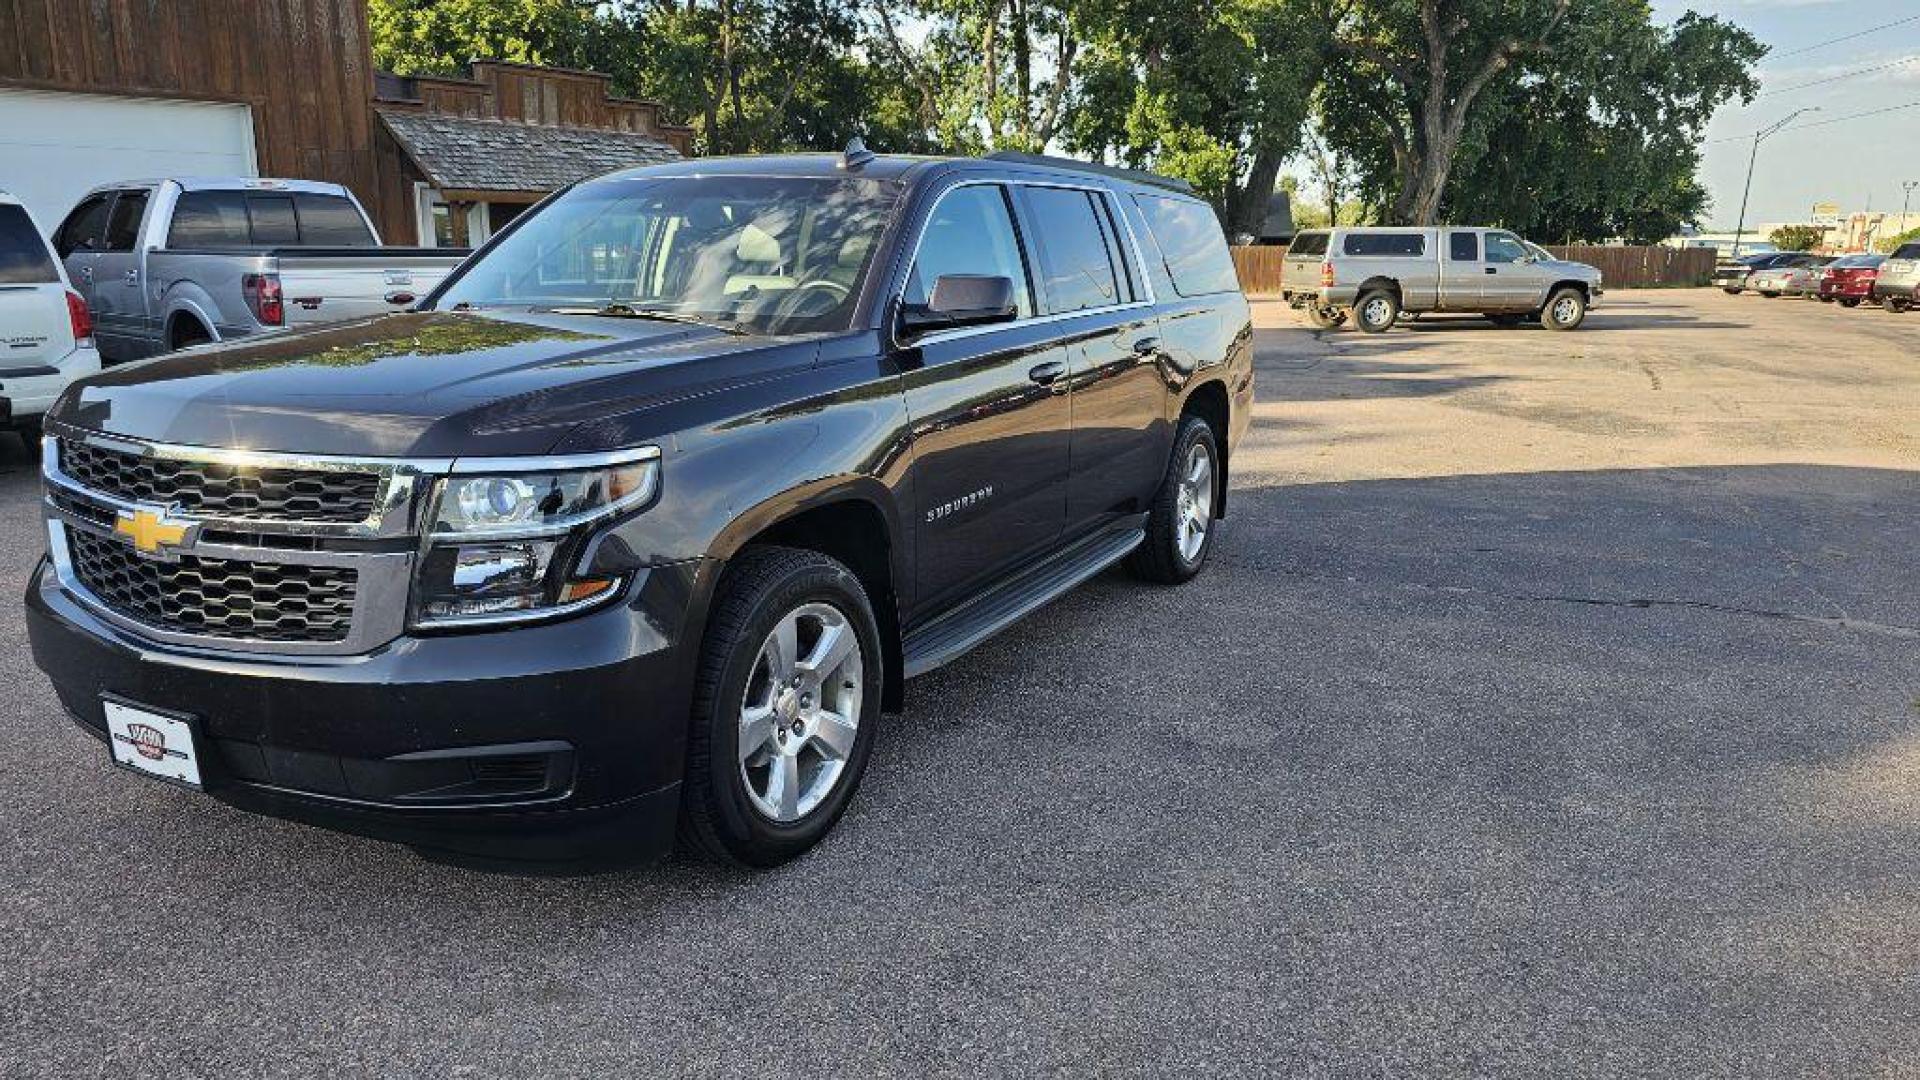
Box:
(545, 303, 746, 335)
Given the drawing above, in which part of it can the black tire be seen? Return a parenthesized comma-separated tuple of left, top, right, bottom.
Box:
(1126, 414, 1220, 585)
(1887, 297, 1911, 314)
(1486, 313, 1527, 328)
(1540, 286, 1588, 331)
(1839, 297, 1862, 308)
(1353, 289, 1398, 334)
(1722, 286, 1743, 295)
(1759, 291, 1780, 298)
(1818, 295, 1836, 303)
(1301, 303, 1346, 330)
(678, 546, 883, 868)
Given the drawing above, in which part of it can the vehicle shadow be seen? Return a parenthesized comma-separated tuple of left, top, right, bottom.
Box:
(18, 463, 1919, 1074)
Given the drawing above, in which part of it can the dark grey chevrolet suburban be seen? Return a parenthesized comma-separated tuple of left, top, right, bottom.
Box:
(25, 148, 1254, 869)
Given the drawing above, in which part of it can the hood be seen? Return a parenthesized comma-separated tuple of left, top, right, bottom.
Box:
(53, 310, 822, 457)
(1537, 257, 1600, 279)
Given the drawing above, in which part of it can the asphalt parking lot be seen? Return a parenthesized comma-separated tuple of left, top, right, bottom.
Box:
(4, 290, 1918, 1077)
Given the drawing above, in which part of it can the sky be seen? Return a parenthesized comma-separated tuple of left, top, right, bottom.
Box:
(1650, 0, 1920, 228)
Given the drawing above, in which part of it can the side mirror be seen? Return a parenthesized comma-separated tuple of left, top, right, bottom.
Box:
(899, 274, 1018, 338)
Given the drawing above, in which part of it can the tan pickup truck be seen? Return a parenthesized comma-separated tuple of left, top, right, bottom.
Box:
(1282, 227, 1603, 333)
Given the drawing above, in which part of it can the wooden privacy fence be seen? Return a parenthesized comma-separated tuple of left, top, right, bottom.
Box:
(1229, 244, 1716, 294)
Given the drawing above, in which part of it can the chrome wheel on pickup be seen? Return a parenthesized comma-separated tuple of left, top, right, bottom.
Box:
(738, 602, 864, 823)
(1541, 286, 1588, 331)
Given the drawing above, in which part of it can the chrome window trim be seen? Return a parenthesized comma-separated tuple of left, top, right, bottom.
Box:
(448, 445, 662, 474)
(893, 176, 1160, 350)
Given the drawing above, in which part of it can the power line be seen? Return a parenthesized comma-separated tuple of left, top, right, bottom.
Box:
(1768, 13, 1920, 60)
(1709, 99, 1920, 144)
(1757, 54, 1919, 98)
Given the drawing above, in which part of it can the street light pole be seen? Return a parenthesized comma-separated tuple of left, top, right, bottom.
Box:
(1730, 108, 1820, 257)
(1902, 180, 1918, 235)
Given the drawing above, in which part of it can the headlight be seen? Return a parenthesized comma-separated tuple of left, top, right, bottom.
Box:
(413, 447, 660, 627)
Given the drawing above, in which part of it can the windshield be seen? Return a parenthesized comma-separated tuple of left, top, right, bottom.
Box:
(436, 175, 901, 335)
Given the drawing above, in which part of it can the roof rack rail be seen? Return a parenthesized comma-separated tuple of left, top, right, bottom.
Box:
(982, 151, 1194, 194)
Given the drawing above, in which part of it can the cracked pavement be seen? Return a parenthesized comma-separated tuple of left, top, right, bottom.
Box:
(3, 291, 1919, 1077)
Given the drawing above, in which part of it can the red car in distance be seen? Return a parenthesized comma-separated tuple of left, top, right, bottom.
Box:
(1817, 253, 1885, 307)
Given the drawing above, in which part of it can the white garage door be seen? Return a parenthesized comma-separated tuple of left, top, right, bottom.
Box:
(0, 88, 257, 235)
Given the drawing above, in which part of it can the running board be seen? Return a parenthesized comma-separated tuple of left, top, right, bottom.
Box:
(902, 524, 1144, 679)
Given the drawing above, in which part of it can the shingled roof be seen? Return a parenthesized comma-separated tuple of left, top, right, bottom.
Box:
(377, 109, 681, 194)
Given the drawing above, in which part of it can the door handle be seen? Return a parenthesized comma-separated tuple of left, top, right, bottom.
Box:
(1131, 336, 1160, 356)
(1028, 360, 1067, 386)
(124, 270, 140, 286)
(1485, 267, 1498, 275)
(79, 266, 92, 283)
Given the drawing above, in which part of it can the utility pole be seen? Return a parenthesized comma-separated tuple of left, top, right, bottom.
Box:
(1903, 180, 1918, 235)
(1731, 108, 1820, 257)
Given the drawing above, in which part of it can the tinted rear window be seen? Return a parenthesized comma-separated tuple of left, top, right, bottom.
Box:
(0, 204, 58, 284)
(1288, 231, 1328, 257)
(1343, 232, 1426, 257)
(1135, 194, 1240, 296)
(293, 194, 375, 246)
(1026, 186, 1124, 312)
(168, 190, 370, 247)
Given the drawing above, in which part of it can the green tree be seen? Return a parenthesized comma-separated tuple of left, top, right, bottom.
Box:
(1318, 0, 1761, 230)
(1876, 226, 1920, 254)
(1769, 224, 1822, 252)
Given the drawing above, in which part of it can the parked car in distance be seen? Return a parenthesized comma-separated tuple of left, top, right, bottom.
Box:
(1714, 251, 1819, 294)
(1749, 256, 1834, 298)
(52, 178, 468, 362)
(25, 149, 1254, 870)
(1280, 227, 1602, 333)
(1871, 242, 1919, 313)
(0, 191, 100, 441)
(1818, 253, 1884, 307)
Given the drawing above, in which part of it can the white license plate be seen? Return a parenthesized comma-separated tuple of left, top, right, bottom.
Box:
(103, 699, 203, 789)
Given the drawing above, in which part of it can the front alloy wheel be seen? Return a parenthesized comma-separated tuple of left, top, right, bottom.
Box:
(737, 602, 863, 823)
(680, 546, 882, 866)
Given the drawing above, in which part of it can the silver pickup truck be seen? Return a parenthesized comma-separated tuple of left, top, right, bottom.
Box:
(1282, 226, 1603, 333)
(51, 179, 468, 362)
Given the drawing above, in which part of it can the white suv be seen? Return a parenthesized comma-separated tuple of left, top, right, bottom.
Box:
(1, 191, 100, 442)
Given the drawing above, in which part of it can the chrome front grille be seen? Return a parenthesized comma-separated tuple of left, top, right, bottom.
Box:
(59, 439, 384, 524)
(66, 529, 358, 643)
(42, 431, 438, 655)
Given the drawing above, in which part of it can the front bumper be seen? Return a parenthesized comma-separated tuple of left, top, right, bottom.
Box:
(26, 557, 710, 869)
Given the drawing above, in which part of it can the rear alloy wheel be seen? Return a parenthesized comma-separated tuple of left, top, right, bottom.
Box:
(1354, 289, 1399, 334)
(1127, 415, 1220, 585)
(1540, 287, 1588, 331)
(679, 546, 882, 867)
(1886, 297, 1911, 314)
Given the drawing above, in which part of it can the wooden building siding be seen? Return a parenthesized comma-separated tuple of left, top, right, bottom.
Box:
(0, 0, 381, 215)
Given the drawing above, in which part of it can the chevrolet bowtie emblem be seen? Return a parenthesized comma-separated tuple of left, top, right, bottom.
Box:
(114, 506, 194, 557)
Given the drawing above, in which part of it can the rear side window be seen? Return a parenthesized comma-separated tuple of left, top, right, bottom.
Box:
(1342, 232, 1425, 257)
(56, 195, 112, 257)
(1894, 244, 1920, 260)
(0, 204, 59, 284)
(1288, 231, 1328, 257)
(1449, 232, 1478, 261)
(168, 191, 252, 247)
(293, 194, 375, 246)
(1026, 186, 1123, 313)
(104, 190, 150, 251)
(1135, 194, 1239, 296)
